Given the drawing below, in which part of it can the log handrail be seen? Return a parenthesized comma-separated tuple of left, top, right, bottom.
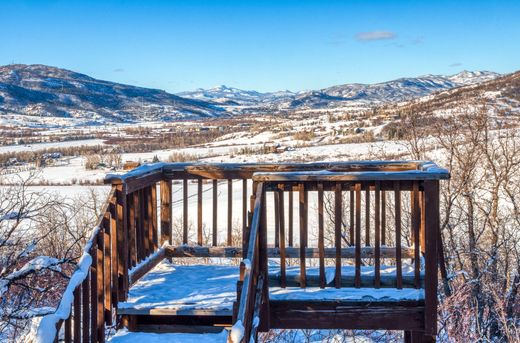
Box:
(229, 182, 264, 343)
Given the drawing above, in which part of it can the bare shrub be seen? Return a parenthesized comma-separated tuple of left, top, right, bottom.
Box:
(293, 131, 316, 141)
(168, 152, 200, 162)
(84, 154, 101, 170)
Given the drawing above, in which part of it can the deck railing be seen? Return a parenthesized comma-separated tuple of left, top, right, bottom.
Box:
(35, 161, 448, 343)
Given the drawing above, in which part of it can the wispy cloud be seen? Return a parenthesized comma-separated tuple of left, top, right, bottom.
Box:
(355, 31, 396, 42)
(411, 36, 423, 45)
(449, 63, 462, 67)
(113, 68, 124, 72)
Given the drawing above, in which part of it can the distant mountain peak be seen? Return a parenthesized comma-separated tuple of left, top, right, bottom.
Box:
(179, 70, 501, 109)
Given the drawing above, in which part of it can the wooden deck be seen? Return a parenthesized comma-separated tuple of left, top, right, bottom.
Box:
(119, 259, 424, 316)
(45, 161, 448, 343)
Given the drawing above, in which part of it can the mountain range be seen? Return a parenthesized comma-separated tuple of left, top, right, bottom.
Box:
(179, 71, 499, 110)
(0, 64, 504, 126)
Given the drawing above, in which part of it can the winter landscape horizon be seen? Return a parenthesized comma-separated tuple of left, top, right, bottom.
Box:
(1, 1, 520, 343)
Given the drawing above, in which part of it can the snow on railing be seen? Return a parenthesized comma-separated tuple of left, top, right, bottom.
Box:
(105, 162, 167, 182)
(104, 160, 450, 183)
(34, 226, 100, 343)
(229, 319, 245, 343)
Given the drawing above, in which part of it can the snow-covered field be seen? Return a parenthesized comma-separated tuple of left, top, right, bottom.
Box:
(0, 138, 105, 154)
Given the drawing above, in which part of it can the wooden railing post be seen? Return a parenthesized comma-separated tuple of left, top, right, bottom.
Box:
(258, 185, 270, 332)
(334, 182, 342, 289)
(423, 180, 439, 339)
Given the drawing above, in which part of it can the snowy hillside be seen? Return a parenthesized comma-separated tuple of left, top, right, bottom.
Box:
(0, 64, 226, 126)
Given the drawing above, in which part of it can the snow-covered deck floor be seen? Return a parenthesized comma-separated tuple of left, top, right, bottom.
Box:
(108, 329, 228, 343)
(118, 262, 239, 316)
(119, 260, 424, 316)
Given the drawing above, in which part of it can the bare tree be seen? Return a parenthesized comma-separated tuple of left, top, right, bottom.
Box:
(398, 106, 520, 342)
(0, 172, 103, 341)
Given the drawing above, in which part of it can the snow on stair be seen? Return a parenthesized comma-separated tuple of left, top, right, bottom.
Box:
(108, 329, 228, 343)
(118, 261, 239, 315)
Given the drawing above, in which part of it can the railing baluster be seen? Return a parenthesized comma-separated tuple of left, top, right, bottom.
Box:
(318, 182, 325, 289)
(137, 190, 145, 262)
(242, 179, 248, 235)
(355, 183, 361, 288)
(102, 212, 112, 324)
(365, 185, 370, 246)
(299, 183, 306, 288)
(213, 179, 218, 246)
(334, 182, 342, 289)
(116, 184, 127, 301)
(277, 188, 286, 288)
(96, 231, 105, 343)
(228, 179, 233, 246)
(142, 188, 150, 257)
(73, 287, 81, 343)
(82, 276, 90, 343)
(110, 196, 118, 307)
(374, 181, 381, 288)
(127, 194, 136, 269)
(420, 191, 426, 253)
(304, 187, 308, 248)
(394, 181, 403, 289)
(64, 314, 71, 343)
(146, 186, 154, 255)
(151, 184, 158, 251)
(274, 191, 280, 248)
(412, 181, 421, 289)
(381, 189, 386, 246)
(349, 187, 354, 246)
(160, 180, 173, 246)
(198, 178, 203, 246)
(288, 189, 293, 247)
(183, 178, 188, 244)
(90, 243, 98, 343)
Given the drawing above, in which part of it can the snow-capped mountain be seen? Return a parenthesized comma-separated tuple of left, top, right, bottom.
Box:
(179, 71, 500, 110)
(388, 70, 520, 117)
(0, 64, 226, 126)
(178, 85, 295, 106)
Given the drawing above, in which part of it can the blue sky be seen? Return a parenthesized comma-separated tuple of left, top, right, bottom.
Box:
(0, 0, 518, 92)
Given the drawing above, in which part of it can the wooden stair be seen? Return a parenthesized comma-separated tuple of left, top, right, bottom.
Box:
(117, 261, 237, 340)
(107, 329, 229, 343)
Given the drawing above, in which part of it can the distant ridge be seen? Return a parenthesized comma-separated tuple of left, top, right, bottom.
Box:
(0, 64, 226, 126)
(179, 70, 500, 110)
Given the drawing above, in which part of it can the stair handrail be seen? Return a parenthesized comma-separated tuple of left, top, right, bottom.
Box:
(229, 182, 265, 343)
